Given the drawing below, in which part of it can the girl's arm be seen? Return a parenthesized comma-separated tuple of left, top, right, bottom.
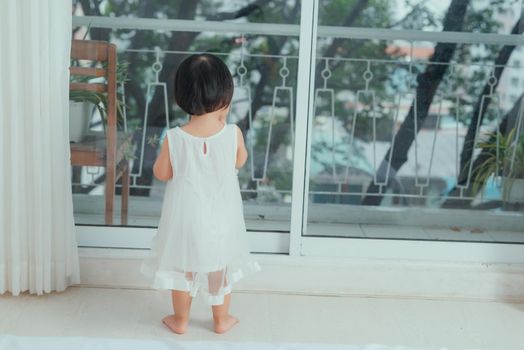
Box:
(153, 137, 174, 181)
(235, 126, 248, 169)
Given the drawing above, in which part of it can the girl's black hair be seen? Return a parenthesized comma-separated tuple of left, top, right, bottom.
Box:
(174, 53, 234, 116)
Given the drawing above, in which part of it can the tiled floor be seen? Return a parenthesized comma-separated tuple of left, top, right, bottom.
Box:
(1, 287, 524, 349)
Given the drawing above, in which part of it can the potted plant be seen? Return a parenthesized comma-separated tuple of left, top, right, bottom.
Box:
(69, 61, 128, 142)
(472, 127, 524, 203)
(69, 88, 105, 143)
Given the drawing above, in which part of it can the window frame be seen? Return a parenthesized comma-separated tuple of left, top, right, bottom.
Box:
(72, 1, 524, 263)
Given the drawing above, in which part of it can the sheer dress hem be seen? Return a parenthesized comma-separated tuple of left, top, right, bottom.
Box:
(148, 261, 261, 305)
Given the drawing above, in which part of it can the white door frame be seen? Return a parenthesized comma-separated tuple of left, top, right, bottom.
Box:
(289, 0, 319, 256)
(288, 0, 524, 264)
(73, 2, 524, 264)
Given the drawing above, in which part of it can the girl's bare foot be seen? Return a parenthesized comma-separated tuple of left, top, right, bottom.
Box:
(213, 315, 239, 334)
(162, 315, 188, 334)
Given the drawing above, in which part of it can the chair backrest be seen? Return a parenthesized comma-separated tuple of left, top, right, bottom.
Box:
(70, 40, 117, 131)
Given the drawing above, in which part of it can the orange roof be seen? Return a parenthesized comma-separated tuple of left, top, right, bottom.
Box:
(386, 45, 435, 59)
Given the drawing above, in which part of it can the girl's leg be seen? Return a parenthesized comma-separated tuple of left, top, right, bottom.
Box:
(212, 293, 238, 334)
(162, 290, 192, 334)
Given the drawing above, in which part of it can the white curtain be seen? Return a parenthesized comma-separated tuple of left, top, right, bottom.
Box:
(0, 0, 80, 295)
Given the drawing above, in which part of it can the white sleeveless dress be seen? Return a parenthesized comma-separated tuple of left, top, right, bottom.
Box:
(141, 123, 260, 305)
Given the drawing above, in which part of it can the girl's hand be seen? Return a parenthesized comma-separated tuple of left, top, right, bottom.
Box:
(235, 126, 248, 169)
(153, 137, 174, 181)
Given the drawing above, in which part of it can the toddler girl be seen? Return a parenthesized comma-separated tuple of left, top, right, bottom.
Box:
(142, 53, 260, 335)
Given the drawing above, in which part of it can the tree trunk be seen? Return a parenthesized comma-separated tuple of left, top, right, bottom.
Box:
(458, 13, 524, 184)
(361, 0, 470, 206)
(235, 0, 369, 188)
(78, 0, 110, 41)
(133, 1, 283, 195)
(129, 1, 199, 196)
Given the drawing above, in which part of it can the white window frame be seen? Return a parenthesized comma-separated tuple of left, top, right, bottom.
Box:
(72, 1, 524, 264)
(288, 0, 524, 263)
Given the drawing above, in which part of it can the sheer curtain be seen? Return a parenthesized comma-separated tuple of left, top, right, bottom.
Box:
(0, 0, 80, 295)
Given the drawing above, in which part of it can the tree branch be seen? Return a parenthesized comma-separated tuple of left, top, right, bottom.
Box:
(132, 0, 283, 195)
(78, 0, 110, 41)
(361, 0, 471, 206)
(458, 12, 524, 183)
(207, 0, 272, 21)
(388, 0, 431, 28)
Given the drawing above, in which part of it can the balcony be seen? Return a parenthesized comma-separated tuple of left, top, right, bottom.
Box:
(70, 5, 524, 252)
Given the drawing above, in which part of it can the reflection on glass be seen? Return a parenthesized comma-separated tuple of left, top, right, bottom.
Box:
(308, 0, 524, 241)
(319, 0, 522, 34)
(71, 0, 301, 229)
(72, 0, 301, 24)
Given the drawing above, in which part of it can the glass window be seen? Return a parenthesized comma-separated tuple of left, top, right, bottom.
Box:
(306, 0, 524, 242)
(72, 0, 300, 24)
(318, 0, 522, 34)
(71, 0, 301, 233)
(69, 0, 524, 246)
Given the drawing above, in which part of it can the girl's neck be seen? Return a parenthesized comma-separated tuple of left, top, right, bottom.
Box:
(190, 109, 227, 123)
(181, 108, 228, 137)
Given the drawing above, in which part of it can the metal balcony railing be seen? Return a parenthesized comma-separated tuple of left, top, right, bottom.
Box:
(71, 15, 524, 207)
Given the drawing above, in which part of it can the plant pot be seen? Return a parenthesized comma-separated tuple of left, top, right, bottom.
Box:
(69, 101, 92, 143)
(503, 178, 524, 203)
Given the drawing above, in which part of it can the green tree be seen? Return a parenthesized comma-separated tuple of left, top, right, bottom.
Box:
(72, 0, 521, 211)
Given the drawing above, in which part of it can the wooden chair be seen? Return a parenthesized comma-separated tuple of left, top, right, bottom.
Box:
(70, 40, 130, 225)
